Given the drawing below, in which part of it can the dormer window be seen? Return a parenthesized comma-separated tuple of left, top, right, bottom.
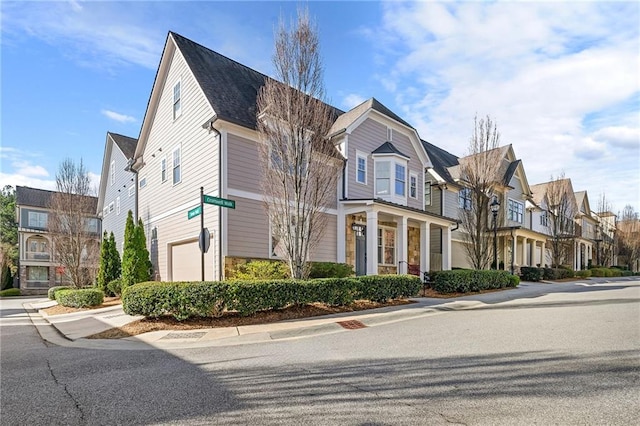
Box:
(372, 142, 410, 205)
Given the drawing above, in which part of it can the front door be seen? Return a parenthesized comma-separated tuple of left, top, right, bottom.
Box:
(355, 227, 366, 276)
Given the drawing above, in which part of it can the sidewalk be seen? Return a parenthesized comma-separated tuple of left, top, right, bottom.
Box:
(23, 278, 636, 351)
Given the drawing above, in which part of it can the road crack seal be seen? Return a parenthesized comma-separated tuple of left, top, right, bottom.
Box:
(46, 359, 86, 423)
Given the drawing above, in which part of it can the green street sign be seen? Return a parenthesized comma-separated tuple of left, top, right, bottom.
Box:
(187, 205, 202, 219)
(203, 194, 236, 209)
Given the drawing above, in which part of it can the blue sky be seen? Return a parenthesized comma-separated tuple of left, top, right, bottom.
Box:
(1, 1, 639, 215)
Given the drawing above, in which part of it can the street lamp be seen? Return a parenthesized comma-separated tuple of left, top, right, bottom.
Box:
(490, 196, 501, 269)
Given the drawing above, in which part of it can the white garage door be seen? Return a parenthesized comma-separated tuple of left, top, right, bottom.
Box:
(171, 239, 215, 281)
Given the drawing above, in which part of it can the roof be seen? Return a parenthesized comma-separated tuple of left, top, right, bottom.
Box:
(421, 139, 459, 183)
(341, 197, 458, 224)
(171, 32, 343, 130)
(503, 160, 521, 186)
(109, 132, 137, 159)
(371, 141, 410, 158)
(329, 97, 412, 136)
(16, 186, 54, 209)
(16, 186, 98, 213)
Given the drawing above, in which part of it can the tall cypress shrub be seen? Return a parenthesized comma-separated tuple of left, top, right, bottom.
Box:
(108, 232, 121, 281)
(96, 231, 110, 293)
(134, 218, 152, 283)
(121, 211, 136, 288)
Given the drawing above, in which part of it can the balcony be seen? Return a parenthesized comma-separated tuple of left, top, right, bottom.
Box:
(24, 251, 51, 261)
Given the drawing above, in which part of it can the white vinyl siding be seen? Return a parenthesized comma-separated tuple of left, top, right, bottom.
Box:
(116, 197, 120, 215)
(128, 186, 135, 197)
(110, 160, 115, 185)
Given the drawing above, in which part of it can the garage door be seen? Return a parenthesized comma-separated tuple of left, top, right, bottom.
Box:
(171, 239, 215, 281)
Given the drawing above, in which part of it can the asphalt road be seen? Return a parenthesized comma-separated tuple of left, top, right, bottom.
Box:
(1, 279, 639, 425)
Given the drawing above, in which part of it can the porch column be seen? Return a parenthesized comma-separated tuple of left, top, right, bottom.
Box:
(511, 236, 517, 273)
(366, 210, 378, 275)
(541, 241, 546, 267)
(575, 241, 580, 270)
(420, 221, 430, 275)
(337, 207, 346, 263)
(397, 217, 408, 274)
(521, 237, 528, 267)
(442, 226, 451, 270)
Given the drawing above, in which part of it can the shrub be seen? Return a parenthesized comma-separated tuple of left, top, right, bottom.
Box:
(48, 286, 72, 300)
(575, 269, 592, 278)
(107, 278, 123, 297)
(354, 274, 422, 302)
(520, 267, 543, 282)
(230, 261, 290, 280)
(432, 270, 516, 294)
(55, 288, 104, 308)
(590, 268, 605, 277)
(308, 262, 354, 278)
(0, 288, 21, 297)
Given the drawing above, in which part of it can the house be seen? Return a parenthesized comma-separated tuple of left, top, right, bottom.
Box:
(422, 143, 548, 272)
(573, 190, 599, 269)
(15, 186, 100, 294)
(593, 210, 617, 266)
(96, 132, 138, 252)
(126, 31, 458, 282)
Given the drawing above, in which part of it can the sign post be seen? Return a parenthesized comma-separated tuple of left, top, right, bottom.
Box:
(200, 187, 205, 281)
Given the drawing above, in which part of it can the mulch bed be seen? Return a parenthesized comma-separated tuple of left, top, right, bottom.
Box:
(43, 297, 122, 316)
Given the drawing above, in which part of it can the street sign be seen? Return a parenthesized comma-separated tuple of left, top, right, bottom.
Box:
(199, 228, 210, 253)
(187, 205, 202, 219)
(203, 195, 236, 209)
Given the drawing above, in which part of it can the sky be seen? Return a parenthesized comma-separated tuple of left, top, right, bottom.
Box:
(1, 0, 639, 216)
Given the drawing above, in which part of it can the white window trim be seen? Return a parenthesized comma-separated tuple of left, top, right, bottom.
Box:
(373, 153, 408, 205)
(116, 197, 121, 215)
(459, 188, 472, 211)
(139, 177, 147, 188)
(377, 225, 397, 266)
(508, 198, 524, 224)
(128, 185, 135, 197)
(103, 207, 109, 217)
(173, 79, 182, 120)
(108, 202, 115, 213)
(409, 172, 418, 199)
(355, 150, 367, 185)
(172, 144, 182, 185)
(110, 160, 115, 186)
(424, 179, 432, 207)
(161, 156, 167, 183)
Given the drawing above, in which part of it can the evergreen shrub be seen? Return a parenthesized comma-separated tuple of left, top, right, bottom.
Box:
(55, 288, 104, 308)
(48, 286, 72, 300)
(520, 267, 543, 282)
(0, 288, 20, 297)
(432, 270, 516, 294)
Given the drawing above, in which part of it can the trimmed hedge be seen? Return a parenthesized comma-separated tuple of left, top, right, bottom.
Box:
(590, 267, 623, 278)
(308, 262, 354, 278)
(520, 267, 544, 282)
(48, 286, 72, 300)
(0, 288, 21, 297)
(542, 267, 575, 280)
(575, 269, 592, 278)
(432, 270, 517, 294)
(107, 278, 123, 297)
(122, 274, 422, 320)
(55, 288, 104, 308)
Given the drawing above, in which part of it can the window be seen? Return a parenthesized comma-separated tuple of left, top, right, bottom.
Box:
(161, 157, 167, 182)
(395, 164, 406, 196)
(387, 127, 393, 141)
(110, 160, 115, 185)
(108, 202, 114, 213)
(508, 199, 524, 223)
(375, 161, 390, 195)
(27, 266, 48, 281)
(424, 180, 432, 206)
(128, 185, 135, 197)
(27, 237, 48, 254)
(28, 211, 48, 228)
(409, 173, 417, 199)
(377, 227, 396, 265)
(103, 207, 109, 217)
(356, 153, 367, 184)
(173, 80, 181, 119)
(85, 218, 99, 233)
(459, 188, 472, 210)
(116, 197, 120, 215)
(139, 177, 147, 188)
(172, 145, 181, 184)
(540, 211, 548, 227)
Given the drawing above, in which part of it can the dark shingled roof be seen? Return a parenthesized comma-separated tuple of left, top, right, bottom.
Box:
(16, 186, 54, 209)
(370, 98, 413, 129)
(421, 139, 459, 183)
(16, 186, 99, 213)
(171, 32, 343, 129)
(372, 141, 410, 158)
(109, 132, 137, 159)
(503, 160, 521, 186)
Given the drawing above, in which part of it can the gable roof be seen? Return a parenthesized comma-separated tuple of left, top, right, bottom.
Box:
(329, 97, 411, 137)
(16, 186, 98, 213)
(109, 132, 137, 159)
(421, 139, 459, 183)
(371, 141, 410, 158)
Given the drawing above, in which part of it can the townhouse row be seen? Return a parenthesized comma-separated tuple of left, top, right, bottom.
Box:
(15, 31, 618, 292)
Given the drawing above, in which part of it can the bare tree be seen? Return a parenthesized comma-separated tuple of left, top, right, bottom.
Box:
(544, 174, 577, 268)
(617, 205, 640, 272)
(458, 115, 503, 270)
(49, 159, 100, 287)
(596, 192, 615, 266)
(257, 8, 342, 279)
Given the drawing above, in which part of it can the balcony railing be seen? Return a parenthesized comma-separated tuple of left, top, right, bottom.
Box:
(24, 252, 51, 261)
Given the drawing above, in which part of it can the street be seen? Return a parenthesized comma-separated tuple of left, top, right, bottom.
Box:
(1, 279, 639, 425)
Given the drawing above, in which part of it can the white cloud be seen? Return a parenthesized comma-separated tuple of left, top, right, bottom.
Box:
(101, 109, 137, 123)
(369, 1, 640, 213)
(13, 161, 49, 178)
(0, 172, 56, 191)
(342, 93, 366, 109)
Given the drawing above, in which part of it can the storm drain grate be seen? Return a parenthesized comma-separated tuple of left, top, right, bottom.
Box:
(337, 320, 367, 330)
(160, 332, 207, 340)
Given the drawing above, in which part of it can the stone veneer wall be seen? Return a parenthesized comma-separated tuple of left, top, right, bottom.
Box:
(408, 226, 420, 266)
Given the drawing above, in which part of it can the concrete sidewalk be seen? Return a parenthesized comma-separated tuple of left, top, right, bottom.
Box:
(23, 278, 637, 351)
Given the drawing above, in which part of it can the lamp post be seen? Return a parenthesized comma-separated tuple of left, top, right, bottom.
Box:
(490, 196, 500, 269)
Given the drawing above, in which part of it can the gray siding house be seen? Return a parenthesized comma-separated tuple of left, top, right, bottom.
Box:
(97, 132, 138, 253)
